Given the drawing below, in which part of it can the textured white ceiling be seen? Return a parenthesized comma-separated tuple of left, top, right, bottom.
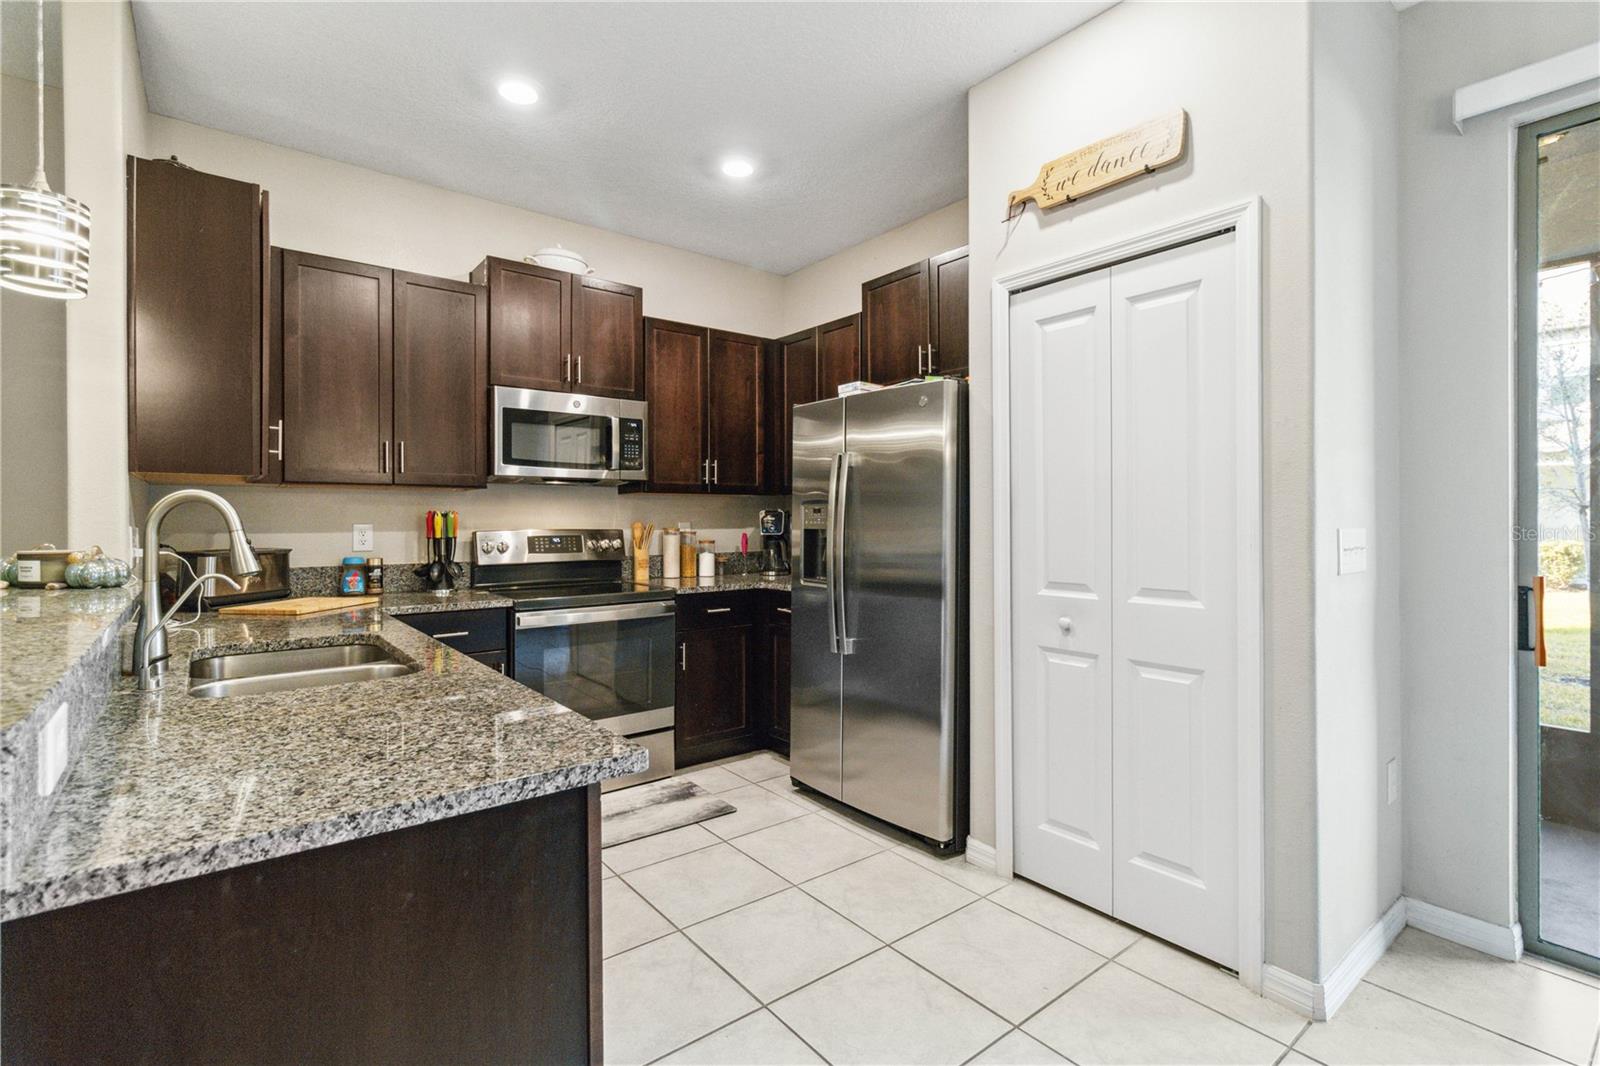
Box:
(130, 1, 1111, 274)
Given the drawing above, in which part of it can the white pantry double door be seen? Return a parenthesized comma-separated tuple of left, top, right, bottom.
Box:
(1010, 231, 1242, 968)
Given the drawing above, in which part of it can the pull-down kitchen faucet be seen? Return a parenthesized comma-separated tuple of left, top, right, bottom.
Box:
(133, 489, 261, 689)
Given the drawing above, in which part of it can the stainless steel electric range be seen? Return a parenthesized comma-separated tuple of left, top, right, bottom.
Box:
(472, 528, 676, 791)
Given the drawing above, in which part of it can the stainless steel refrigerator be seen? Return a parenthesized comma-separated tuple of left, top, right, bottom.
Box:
(790, 378, 968, 850)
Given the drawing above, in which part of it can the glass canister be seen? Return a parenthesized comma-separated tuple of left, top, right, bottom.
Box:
(679, 527, 698, 579)
(340, 556, 368, 595)
(698, 539, 717, 581)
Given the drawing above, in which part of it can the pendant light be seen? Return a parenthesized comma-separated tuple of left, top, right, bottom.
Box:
(0, 0, 90, 299)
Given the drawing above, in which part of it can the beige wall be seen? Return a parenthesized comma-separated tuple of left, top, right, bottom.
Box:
(62, 0, 144, 557)
(0, 74, 67, 553)
(1398, 2, 1600, 930)
(142, 114, 786, 339)
(779, 199, 967, 335)
(968, 1, 1318, 978)
(1310, 0, 1403, 978)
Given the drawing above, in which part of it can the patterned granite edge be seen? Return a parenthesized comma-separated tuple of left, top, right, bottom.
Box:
(7, 744, 646, 921)
(0, 585, 140, 889)
(651, 573, 792, 595)
(380, 590, 515, 615)
(2, 603, 646, 921)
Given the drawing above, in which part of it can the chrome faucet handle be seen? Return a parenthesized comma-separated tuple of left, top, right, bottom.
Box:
(137, 572, 242, 690)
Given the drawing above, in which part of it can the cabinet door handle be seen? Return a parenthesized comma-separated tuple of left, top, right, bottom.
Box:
(917, 344, 925, 375)
(701, 458, 710, 484)
(680, 642, 687, 671)
(576, 355, 583, 383)
(432, 630, 471, 639)
(398, 440, 406, 474)
(927, 344, 937, 373)
(268, 420, 284, 460)
(381, 440, 390, 474)
(705, 607, 732, 614)
(565, 353, 573, 382)
(776, 606, 791, 614)
(497, 661, 506, 674)
(711, 458, 719, 485)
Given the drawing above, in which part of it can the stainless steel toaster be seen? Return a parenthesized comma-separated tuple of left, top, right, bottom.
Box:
(159, 546, 292, 609)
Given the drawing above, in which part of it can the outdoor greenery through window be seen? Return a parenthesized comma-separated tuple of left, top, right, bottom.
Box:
(1535, 119, 1598, 733)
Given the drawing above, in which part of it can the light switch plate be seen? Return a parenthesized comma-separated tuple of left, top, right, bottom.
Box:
(352, 524, 374, 552)
(38, 702, 69, 796)
(1338, 527, 1368, 575)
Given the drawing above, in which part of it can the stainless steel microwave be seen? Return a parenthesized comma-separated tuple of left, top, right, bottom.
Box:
(492, 386, 648, 483)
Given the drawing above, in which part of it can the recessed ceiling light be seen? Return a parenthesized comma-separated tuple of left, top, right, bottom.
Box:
(497, 79, 540, 106)
(720, 157, 756, 179)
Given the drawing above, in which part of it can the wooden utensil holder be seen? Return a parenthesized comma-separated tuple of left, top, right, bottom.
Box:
(632, 545, 651, 585)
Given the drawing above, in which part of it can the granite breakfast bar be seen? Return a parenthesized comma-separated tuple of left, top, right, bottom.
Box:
(1, 590, 645, 1064)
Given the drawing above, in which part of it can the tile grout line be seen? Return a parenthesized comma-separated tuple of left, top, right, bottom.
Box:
(958, 1025, 1020, 1065)
(1101, 951, 1302, 1049)
(640, 1004, 766, 1066)
(1520, 956, 1600, 992)
(1358, 977, 1590, 1065)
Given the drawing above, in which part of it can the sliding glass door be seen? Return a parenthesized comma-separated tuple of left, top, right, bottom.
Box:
(1516, 103, 1600, 974)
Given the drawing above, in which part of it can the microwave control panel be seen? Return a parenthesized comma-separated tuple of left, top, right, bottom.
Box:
(619, 419, 645, 470)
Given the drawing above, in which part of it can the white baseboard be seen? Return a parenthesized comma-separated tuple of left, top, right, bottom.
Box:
(1403, 896, 1523, 961)
(1261, 965, 1318, 1018)
(1322, 898, 1407, 1018)
(1261, 897, 1407, 1022)
(964, 837, 998, 871)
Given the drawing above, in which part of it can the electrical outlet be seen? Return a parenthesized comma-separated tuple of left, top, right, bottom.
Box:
(1387, 757, 1399, 805)
(38, 703, 69, 796)
(352, 524, 375, 552)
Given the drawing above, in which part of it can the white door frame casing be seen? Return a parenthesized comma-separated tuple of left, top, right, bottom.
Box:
(990, 197, 1266, 992)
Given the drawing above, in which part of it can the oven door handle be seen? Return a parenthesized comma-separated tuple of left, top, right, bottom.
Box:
(516, 602, 675, 629)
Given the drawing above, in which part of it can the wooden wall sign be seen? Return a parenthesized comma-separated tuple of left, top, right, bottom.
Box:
(1006, 110, 1187, 220)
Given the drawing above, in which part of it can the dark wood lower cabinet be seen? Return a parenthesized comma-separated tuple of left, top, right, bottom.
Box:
(765, 600, 792, 753)
(1, 785, 603, 1065)
(676, 590, 792, 768)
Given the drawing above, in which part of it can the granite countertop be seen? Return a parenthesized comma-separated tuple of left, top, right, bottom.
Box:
(380, 589, 515, 615)
(650, 572, 792, 595)
(0, 584, 140, 733)
(3, 601, 645, 921)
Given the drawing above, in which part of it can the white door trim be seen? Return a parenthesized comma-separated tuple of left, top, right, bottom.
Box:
(991, 197, 1265, 992)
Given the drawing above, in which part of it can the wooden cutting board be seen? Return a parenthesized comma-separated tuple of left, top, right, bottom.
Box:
(218, 595, 380, 617)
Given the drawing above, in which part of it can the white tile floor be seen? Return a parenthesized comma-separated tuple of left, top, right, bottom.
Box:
(603, 752, 1600, 1066)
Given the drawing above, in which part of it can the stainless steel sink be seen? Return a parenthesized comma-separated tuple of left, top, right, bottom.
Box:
(187, 643, 416, 698)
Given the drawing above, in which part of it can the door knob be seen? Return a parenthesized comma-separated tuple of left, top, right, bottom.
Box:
(1057, 617, 1072, 633)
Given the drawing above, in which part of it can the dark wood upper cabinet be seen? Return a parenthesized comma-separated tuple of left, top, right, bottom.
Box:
(817, 314, 862, 399)
(281, 252, 393, 485)
(128, 157, 268, 481)
(474, 257, 568, 393)
(644, 319, 708, 492)
(393, 272, 487, 487)
(769, 328, 820, 494)
(860, 246, 968, 383)
(473, 257, 644, 400)
(706, 329, 764, 493)
(639, 319, 764, 494)
(571, 275, 645, 399)
(929, 247, 969, 377)
(862, 262, 929, 385)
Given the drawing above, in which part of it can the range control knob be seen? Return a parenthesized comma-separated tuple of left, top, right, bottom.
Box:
(603, 538, 618, 550)
(496, 541, 510, 554)
(586, 539, 598, 551)
(479, 539, 494, 555)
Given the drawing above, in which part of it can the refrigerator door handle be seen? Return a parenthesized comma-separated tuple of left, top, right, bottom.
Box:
(825, 452, 843, 654)
(836, 451, 856, 655)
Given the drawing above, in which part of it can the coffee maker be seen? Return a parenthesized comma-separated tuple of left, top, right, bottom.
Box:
(759, 509, 790, 576)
